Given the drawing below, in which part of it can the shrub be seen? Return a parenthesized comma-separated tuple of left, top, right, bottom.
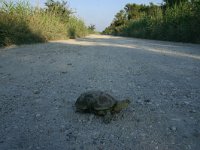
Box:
(0, 0, 89, 47)
(103, 1, 200, 43)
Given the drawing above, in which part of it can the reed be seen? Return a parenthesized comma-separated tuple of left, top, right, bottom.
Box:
(0, 0, 89, 47)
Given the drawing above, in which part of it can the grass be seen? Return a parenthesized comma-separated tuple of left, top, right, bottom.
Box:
(0, 0, 89, 47)
(103, 1, 200, 43)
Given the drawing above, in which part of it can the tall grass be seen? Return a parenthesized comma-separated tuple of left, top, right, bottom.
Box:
(103, 1, 200, 43)
(0, 0, 89, 47)
(67, 17, 88, 38)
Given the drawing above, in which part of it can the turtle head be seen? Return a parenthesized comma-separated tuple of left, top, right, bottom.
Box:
(112, 99, 131, 113)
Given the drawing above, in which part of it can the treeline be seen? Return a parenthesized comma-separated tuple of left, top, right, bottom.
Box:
(0, 0, 94, 47)
(103, 0, 200, 43)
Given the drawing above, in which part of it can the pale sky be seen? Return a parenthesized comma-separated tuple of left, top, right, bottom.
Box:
(17, 0, 163, 31)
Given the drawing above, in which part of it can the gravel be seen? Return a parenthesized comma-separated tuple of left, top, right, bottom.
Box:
(0, 35, 200, 150)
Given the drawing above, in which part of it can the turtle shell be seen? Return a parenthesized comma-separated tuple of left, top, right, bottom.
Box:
(75, 91, 117, 112)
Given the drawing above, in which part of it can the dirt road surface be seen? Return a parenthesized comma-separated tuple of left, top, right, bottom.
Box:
(0, 35, 200, 150)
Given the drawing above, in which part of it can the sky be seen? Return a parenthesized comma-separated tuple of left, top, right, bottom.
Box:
(24, 0, 163, 31)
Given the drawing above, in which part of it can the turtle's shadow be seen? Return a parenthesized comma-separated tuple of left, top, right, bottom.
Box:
(74, 106, 132, 124)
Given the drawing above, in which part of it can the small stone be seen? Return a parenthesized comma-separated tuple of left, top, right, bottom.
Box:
(36, 113, 41, 118)
(171, 118, 181, 121)
(33, 90, 40, 94)
(183, 101, 190, 105)
(128, 83, 132, 86)
(144, 99, 151, 103)
(187, 145, 191, 149)
(136, 118, 140, 122)
(67, 63, 72, 65)
(93, 132, 100, 139)
(170, 126, 177, 131)
(136, 99, 143, 105)
(189, 110, 196, 113)
(39, 130, 43, 133)
(161, 92, 166, 95)
(61, 71, 67, 74)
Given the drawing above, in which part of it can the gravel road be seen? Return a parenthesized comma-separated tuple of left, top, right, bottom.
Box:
(0, 35, 200, 150)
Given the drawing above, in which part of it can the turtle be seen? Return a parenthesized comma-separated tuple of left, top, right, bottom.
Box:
(75, 91, 131, 123)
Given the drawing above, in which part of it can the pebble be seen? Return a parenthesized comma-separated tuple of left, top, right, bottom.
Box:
(20, 116, 25, 119)
(144, 99, 151, 103)
(161, 92, 166, 96)
(189, 110, 196, 113)
(36, 113, 41, 118)
(171, 118, 181, 121)
(92, 132, 100, 139)
(128, 83, 132, 86)
(33, 90, 40, 94)
(170, 126, 177, 131)
(183, 101, 190, 105)
(136, 99, 143, 105)
(61, 71, 67, 74)
(35, 98, 42, 103)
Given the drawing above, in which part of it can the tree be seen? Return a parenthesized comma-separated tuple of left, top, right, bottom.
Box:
(124, 3, 142, 20)
(113, 10, 126, 26)
(163, 0, 188, 7)
(88, 24, 95, 31)
(45, 0, 73, 22)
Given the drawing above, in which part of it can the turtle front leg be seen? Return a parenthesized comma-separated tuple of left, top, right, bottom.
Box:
(103, 111, 112, 124)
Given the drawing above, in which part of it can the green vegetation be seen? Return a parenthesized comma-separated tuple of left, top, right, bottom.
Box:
(88, 24, 97, 34)
(0, 0, 89, 47)
(103, 0, 200, 43)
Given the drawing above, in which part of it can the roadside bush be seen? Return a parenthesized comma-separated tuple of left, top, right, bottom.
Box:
(103, 1, 200, 43)
(0, 0, 89, 47)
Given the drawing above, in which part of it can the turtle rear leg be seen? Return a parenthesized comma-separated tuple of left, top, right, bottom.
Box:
(103, 111, 112, 124)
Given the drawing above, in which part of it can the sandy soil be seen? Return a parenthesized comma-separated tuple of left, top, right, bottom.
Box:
(0, 35, 200, 150)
